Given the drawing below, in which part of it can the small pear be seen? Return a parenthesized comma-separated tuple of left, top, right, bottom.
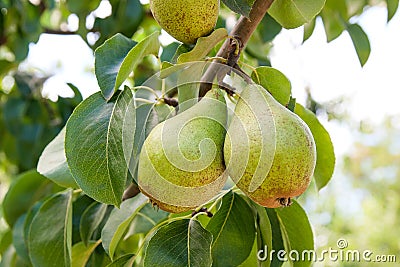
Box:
(150, 0, 219, 44)
(138, 89, 227, 213)
(224, 84, 316, 208)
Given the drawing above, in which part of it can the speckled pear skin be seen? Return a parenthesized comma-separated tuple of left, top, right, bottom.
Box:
(150, 0, 219, 44)
(224, 84, 316, 208)
(138, 89, 227, 213)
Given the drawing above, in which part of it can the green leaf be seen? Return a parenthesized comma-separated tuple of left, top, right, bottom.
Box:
(222, 0, 256, 17)
(275, 200, 314, 267)
(254, 205, 272, 267)
(177, 28, 228, 63)
(257, 13, 282, 43)
(66, 0, 101, 14)
(28, 190, 73, 267)
(268, 0, 326, 29)
(105, 253, 135, 267)
(101, 194, 148, 260)
(37, 127, 78, 188)
(386, 0, 399, 21)
(95, 33, 137, 100)
(294, 103, 335, 190)
(144, 219, 213, 267)
(115, 32, 160, 94)
(12, 214, 29, 263)
(347, 23, 371, 66)
(206, 191, 256, 266)
(2, 170, 53, 226)
(265, 209, 284, 267)
(65, 89, 135, 206)
(128, 203, 169, 235)
(177, 62, 209, 113)
(303, 18, 316, 42)
(251, 66, 292, 106)
(320, 0, 347, 42)
(71, 241, 101, 267)
(80, 202, 108, 246)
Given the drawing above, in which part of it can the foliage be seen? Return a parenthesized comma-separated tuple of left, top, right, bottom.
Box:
(0, 0, 398, 266)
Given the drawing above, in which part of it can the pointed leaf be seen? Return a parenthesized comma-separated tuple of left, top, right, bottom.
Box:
(222, 0, 256, 17)
(251, 67, 292, 106)
(254, 205, 272, 267)
(303, 18, 316, 42)
(37, 127, 78, 188)
(28, 190, 73, 267)
(177, 28, 228, 63)
(115, 32, 160, 92)
(95, 34, 137, 100)
(101, 194, 148, 260)
(294, 103, 335, 190)
(2, 170, 53, 226)
(206, 191, 256, 266)
(275, 200, 314, 267)
(386, 0, 399, 21)
(128, 203, 169, 235)
(144, 219, 213, 267)
(266, 209, 285, 267)
(65, 90, 134, 206)
(268, 0, 326, 29)
(80, 202, 108, 246)
(71, 241, 101, 267)
(347, 23, 371, 66)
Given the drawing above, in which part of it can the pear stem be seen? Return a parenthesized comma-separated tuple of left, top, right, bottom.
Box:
(199, 0, 275, 97)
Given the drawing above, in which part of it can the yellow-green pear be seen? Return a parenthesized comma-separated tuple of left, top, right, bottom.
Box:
(138, 89, 227, 213)
(224, 84, 316, 208)
(149, 0, 219, 44)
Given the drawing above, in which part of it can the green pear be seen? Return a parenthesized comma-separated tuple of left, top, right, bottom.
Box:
(138, 89, 227, 213)
(224, 84, 316, 208)
(150, 0, 219, 44)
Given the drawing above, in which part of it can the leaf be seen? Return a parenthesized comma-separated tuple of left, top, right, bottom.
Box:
(386, 0, 399, 21)
(347, 23, 371, 66)
(294, 103, 335, 190)
(28, 190, 73, 267)
(115, 32, 160, 94)
(265, 209, 285, 267)
(254, 205, 272, 267)
(268, 0, 326, 29)
(65, 89, 135, 206)
(2, 170, 53, 226)
(251, 66, 292, 106)
(71, 240, 101, 267)
(320, 1, 347, 42)
(177, 62, 209, 113)
(101, 194, 148, 260)
(275, 200, 314, 267)
(128, 203, 169, 235)
(95, 33, 137, 100)
(177, 28, 228, 63)
(206, 191, 256, 266)
(80, 202, 108, 246)
(105, 253, 135, 267)
(257, 13, 282, 43)
(12, 214, 29, 263)
(222, 0, 256, 18)
(144, 219, 213, 267)
(37, 127, 78, 188)
(303, 18, 316, 42)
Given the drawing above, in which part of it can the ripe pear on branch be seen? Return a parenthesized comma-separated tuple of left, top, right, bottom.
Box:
(224, 84, 316, 208)
(149, 0, 219, 44)
(138, 89, 227, 213)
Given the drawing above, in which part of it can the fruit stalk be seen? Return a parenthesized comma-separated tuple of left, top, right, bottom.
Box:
(199, 0, 275, 96)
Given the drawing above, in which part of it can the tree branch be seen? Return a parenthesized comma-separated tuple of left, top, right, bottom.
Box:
(199, 0, 275, 96)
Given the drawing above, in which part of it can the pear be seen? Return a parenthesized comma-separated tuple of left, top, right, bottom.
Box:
(150, 0, 219, 44)
(224, 84, 316, 208)
(138, 89, 227, 213)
